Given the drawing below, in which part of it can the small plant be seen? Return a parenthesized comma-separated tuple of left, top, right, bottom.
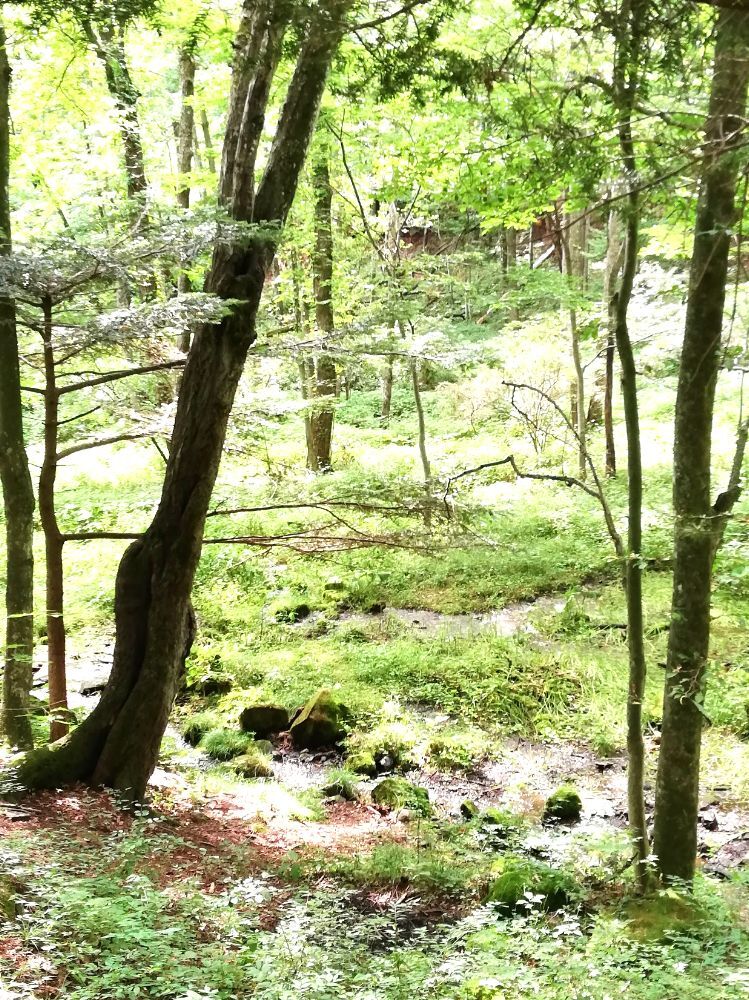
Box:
(180, 711, 221, 747)
(200, 728, 252, 761)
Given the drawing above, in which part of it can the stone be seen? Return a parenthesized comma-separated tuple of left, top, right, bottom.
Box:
(186, 674, 233, 697)
(289, 689, 350, 750)
(543, 785, 582, 823)
(371, 777, 431, 816)
(231, 751, 274, 779)
(239, 704, 290, 739)
(485, 857, 575, 912)
(271, 598, 311, 623)
(375, 751, 395, 773)
(460, 799, 479, 820)
(346, 752, 377, 777)
(322, 774, 359, 801)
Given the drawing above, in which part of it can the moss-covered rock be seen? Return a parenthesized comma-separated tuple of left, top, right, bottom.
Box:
(346, 751, 377, 777)
(289, 689, 350, 750)
(200, 728, 252, 761)
(371, 777, 431, 816)
(270, 596, 311, 623)
(180, 712, 221, 747)
(239, 704, 290, 738)
(185, 673, 233, 696)
(485, 857, 576, 912)
(231, 750, 274, 779)
(460, 799, 479, 820)
(543, 785, 582, 822)
(322, 770, 360, 801)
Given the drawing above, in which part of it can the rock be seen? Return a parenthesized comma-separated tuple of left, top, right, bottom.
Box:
(180, 712, 220, 747)
(460, 799, 479, 820)
(485, 857, 576, 912)
(231, 751, 274, 779)
(346, 752, 377, 777)
(703, 836, 749, 878)
(79, 679, 108, 697)
(322, 773, 359, 801)
(371, 777, 431, 816)
(253, 739, 274, 756)
(396, 808, 415, 823)
(699, 808, 719, 832)
(375, 751, 395, 773)
(272, 598, 311, 624)
(543, 785, 582, 823)
(186, 674, 233, 697)
(239, 704, 290, 739)
(289, 689, 350, 750)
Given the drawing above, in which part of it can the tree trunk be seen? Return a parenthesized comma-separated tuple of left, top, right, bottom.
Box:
(410, 358, 432, 528)
(380, 357, 394, 423)
(200, 108, 216, 174)
(15, 0, 353, 802)
(83, 20, 149, 211)
(177, 45, 196, 352)
(38, 297, 69, 742)
(654, 7, 749, 884)
(604, 208, 623, 477)
(0, 21, 34, 749)
(611, 0, 650, 891)
(306, 151, 336, 472)
(560, 215, 586, 481)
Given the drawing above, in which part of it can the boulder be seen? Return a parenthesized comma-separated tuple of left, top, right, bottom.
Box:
(346, 751, 377, 777)
(371, 777, 431, 816)
(239, 704, 290, 739)
(460, 799, 479, 820)
(231, 751, 274, 779)
(543, 785, 582, 823)
(289, 689, 350, 750)
(322, 772, 359, 802)
(485, 857, 576, 912)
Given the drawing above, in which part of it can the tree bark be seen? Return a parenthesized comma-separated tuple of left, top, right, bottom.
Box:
(38, 296, 69, 742)
(380, 357, 394, 423)
(306, 151, 336, 472)
(604, 207, 623, 477)
(654, 6, 749, 883)
(15, 0, 353, 802)
(611, 0, 650, 891)
(0, 21, 34, 750)
(560, 214, 586, 481)
(177, 43, 196, 352)
(83, 19, 149, 211)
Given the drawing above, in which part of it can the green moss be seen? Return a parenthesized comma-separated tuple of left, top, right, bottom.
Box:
(345, 751, 377, 777)
(460, 799, 479, 819)
(371, 777, 431, 816)
(485, 856, 577, 912)
(230, 749, 274, 779)
(543, 785, 582, 822)
(620, 892, 704, 942)
(289, 689, 350, 750)
(180, 712, 221, 748)
(200, 728, 252, 761)
(322, 769, 360, 801)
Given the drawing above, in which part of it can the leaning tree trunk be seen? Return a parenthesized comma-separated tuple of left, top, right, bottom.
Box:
(39, 296, 69, 743)
(16, 0, 353, 801)
(306, 151, 336, 472)
(0, 23, 34, 750)
(654, 6, 749, 884)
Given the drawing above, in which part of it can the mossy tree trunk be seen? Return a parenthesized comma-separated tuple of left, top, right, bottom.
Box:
(306, 150, 336, 472)
(15, 0, 353, 802)
(654, 6, 749, 883)
(0, 21, 34, 750)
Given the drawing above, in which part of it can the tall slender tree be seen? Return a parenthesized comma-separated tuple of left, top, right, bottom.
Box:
(0, 20, 35, 750)
(654, 3, 749, 883)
